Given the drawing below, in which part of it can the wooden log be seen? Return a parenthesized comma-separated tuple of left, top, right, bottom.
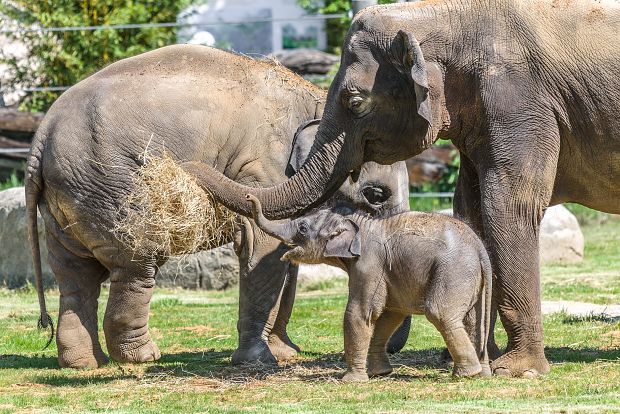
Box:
(0, 108, 44, 132)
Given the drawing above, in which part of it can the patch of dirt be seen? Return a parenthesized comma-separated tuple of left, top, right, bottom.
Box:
(542, 301, 620, 318)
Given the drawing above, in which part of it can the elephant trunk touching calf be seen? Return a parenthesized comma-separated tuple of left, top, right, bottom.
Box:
(26, 45, 412, 368)
(184, 0, 620, 377)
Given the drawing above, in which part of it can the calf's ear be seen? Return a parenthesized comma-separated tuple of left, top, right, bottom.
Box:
(393, 30, 432, 126)
(324, 219, 361, 258)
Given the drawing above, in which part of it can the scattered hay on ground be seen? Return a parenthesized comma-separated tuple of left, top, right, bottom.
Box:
(113, 152, 236, 257)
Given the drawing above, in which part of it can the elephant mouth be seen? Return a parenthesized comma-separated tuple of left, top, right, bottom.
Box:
(281, 246, 305, 263)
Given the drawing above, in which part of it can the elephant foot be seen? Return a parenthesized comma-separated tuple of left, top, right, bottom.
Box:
(108, 338, 161, 364)
(231, 341, 277, 365)
(268, 333, 300, 362)
(452, 361, 482, 378)
(58, 346, 109, 369)
(341, 370, 369, 382)
(367, 354, 392, 377)
(479, 362, 492, 378)
(491, 347, 550, 378)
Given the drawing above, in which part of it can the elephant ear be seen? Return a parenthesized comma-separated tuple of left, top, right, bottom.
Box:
(286, 119, 322, 177)
(395, 30, 432, 126)
(324, 219, 361, 258)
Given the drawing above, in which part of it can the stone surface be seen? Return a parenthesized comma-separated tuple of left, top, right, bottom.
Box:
(157, 244, 239, 290)
(438, 205, 585, 264)
(297, 263, 347, 286)
(0, 187, 54, 288)
(539, 205, 584, 264)
(271, 49, 339, 75)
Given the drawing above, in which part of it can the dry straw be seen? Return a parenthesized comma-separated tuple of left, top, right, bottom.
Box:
(114, 152, 236, 257)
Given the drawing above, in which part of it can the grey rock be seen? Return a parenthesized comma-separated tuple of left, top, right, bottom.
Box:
(157, 244, 239, 290)
(539, 205, 584, 264)
(0, 187, 54, 288)
(297, 263, 347, 286)
(271, 49, 339, 75)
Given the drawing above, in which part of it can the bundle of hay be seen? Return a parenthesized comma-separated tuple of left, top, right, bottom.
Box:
(114, 153, 236, 257)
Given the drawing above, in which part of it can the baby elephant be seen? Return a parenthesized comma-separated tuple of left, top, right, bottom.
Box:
(246, 195, 492, 381)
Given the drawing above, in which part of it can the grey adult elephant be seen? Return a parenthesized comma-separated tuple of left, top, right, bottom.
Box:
(183, 0, 620, 377)
(26, 45, 411, 368)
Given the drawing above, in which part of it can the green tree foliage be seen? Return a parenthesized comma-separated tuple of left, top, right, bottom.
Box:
(297, 0, 397, 52)
(1, 0, 192, 111)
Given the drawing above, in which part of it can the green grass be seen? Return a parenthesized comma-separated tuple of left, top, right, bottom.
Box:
(542, 214, 620, 305)
(0, 216, 618, 413)
(0, 171, 24, 191)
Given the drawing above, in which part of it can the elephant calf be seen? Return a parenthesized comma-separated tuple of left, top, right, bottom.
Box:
(247, 195, 492, 381)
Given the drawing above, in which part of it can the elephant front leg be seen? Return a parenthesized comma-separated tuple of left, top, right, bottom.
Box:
(232, 234, 292, 365)
(453, 155, 501, 361)
(103, 265, 160, 363)
(481, 157, 557, 377)
(367, 311, 405, 377)
(342, 302, 374, 382)
(268, 264, 301, 361)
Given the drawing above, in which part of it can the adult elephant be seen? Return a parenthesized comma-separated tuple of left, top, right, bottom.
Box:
(26, 45, 411, 368)
(183, 0, 620, 377)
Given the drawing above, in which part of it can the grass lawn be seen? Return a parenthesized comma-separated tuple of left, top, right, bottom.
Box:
(0, 215, 618, 413)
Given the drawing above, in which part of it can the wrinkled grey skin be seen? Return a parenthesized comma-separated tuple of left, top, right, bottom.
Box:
(183, 0, 620, 377)
(248, 195, 492, 381)
(25, 45, 411, 368)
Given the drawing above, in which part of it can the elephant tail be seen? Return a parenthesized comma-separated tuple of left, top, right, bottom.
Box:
(25, 128, 54, 349)
(478, 243, 493, 370)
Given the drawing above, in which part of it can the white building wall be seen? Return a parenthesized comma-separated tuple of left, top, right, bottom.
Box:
(179, 0, 327, 55)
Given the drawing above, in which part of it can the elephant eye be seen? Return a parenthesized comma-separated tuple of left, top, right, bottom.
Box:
(348, 96, 365, 112)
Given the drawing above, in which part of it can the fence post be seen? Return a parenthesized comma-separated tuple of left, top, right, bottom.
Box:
(351, 0, 378, 16)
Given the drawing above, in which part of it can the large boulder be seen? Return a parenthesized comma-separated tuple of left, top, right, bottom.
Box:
(539, 205, 584, 264)
(271, 49, 339, 75)
(439, 205, 584, 264)
(0, 186, 239, 290)
(297, 263, 347, 286)
(0, 187, 54, 288)
(157, 244, 239, 290)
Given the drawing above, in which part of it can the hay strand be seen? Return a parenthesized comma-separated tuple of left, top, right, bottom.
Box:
(114, 152, 236, 257)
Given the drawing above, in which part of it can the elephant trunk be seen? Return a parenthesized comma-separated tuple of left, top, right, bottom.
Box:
(246, 194, 297, 243)
(182, 121, 358, 220)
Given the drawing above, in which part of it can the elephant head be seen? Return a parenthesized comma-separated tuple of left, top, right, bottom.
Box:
(183, 4, 444, 220)
(246, 194, 360, 265)
(287, 120, 410, 217)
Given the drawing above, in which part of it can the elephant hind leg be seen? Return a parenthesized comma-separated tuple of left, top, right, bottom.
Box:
(96, 250, 160, 364)
(47, 234, 109, 369)
(463, 299, 491, 377)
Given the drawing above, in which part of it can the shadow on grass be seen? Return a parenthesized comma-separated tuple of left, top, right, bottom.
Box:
(546, 346, 620, 363)
(0, 354, 58, 369)
(6, 345, 618, 387)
